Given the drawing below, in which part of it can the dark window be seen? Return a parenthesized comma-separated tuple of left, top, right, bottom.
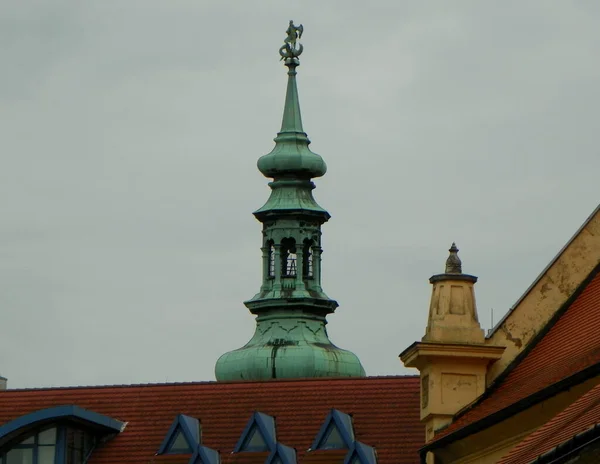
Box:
(0, 426, 95, 464)
(240, 426, 269, 452)
(1, 427, 56, 464)
(303, 240, 314, 278)
(5, 449, 33, 464)
(65, 428, 94, 464)
(166, 430, 192, 454)
(280, 238, 297, 277)
(320, 424, 346, 450)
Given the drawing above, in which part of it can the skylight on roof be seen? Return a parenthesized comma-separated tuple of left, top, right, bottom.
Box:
(190, 445, 221, 464)
(156, 414, 200, 455)
(233, 412, 276, 453)
(168, 429, 192, 454)
(241, 426, 269, 452)
(320, 423, 346, 450)
(271, 443, 297, 464)
(311, 409, 355, 451)
(344, 442, 377, 464)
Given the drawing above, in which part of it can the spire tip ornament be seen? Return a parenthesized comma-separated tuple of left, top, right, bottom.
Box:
(445, 242, 462, 274)
(279, 20, 304, 63)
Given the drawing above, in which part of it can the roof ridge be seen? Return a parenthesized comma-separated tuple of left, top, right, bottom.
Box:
(0, 375, 418, 392)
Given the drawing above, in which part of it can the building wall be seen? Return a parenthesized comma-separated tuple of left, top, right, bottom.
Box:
(487, 210, 600, 384)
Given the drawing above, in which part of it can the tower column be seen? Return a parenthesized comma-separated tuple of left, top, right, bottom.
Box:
(295, 246, 306, 291)
(272, 244, 283, 291)
(313, 246, 323, 291)
(261, 245, 270, 291)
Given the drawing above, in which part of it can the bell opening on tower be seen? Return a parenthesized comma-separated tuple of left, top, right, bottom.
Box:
(281, 238, 297, 278)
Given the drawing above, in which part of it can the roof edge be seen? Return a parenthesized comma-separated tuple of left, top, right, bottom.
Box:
(489, 203, 600, 336)
(0, 405, 125, 447)
(422, 360, 600, 454)
(0, 375, 418, 392)
(530, 423, 600, 464)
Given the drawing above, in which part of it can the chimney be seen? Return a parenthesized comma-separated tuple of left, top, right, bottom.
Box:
(0, 376, 7, 390)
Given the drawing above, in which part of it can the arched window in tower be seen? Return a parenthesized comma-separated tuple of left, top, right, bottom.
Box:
(303, 239, 314, 279)
(280, 238, 297, 277)
(267, 241, 275, 279)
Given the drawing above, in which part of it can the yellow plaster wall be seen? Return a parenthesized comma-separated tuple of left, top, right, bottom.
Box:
(426, 278, 484, 344)
(487, 207, 600, 383)
(421, 359, 487, 421)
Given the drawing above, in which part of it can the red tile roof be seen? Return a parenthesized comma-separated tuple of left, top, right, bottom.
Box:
(497, 381, 600, 464)
(429, 269, 600, 446)
(302, 450, 349, 463)
(0, 376, 421, 464)
(223, 452, 272, 464)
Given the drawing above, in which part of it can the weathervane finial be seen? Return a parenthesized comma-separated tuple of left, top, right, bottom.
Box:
(279, 20, 304, 62)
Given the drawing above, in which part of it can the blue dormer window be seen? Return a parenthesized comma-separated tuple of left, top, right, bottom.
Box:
(311, 409, 355, 451)
(65, 428, 94, 463)
(156, 415, 219, 464)
(346, 442, 377, 464)
(167, 429, 192, 454)
(240, 426, 268, 452)
(156, 414, 199, 455)
(320, 423, 346, 450)
(309, 410, 377, 463)
(2, 427, 56, 464)
(233, 412, 296, 463)
(0, 426, 94, 464)
(0, 406, 124, 464)
(233, 412, 275, 453)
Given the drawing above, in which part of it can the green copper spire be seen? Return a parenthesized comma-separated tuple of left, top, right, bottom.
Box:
(215, 22, 365, 382)
(279, 52, 304, 133)
(257, 21, 326, 180)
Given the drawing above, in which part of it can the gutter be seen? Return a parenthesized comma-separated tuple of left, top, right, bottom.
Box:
(529, 423, 600, 464)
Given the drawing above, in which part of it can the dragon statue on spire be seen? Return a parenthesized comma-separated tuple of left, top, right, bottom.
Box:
(279, 20, 304, 61)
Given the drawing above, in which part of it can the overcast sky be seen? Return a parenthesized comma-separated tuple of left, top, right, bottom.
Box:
(0, 1, 599, 389)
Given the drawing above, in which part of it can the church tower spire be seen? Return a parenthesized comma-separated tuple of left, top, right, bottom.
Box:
(215, 22, 365, 381)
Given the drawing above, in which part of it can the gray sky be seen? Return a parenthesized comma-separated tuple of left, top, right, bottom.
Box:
(1, 1, 599, 388)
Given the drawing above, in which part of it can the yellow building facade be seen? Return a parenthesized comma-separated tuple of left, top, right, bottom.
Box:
(402, 206, 600, 463)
